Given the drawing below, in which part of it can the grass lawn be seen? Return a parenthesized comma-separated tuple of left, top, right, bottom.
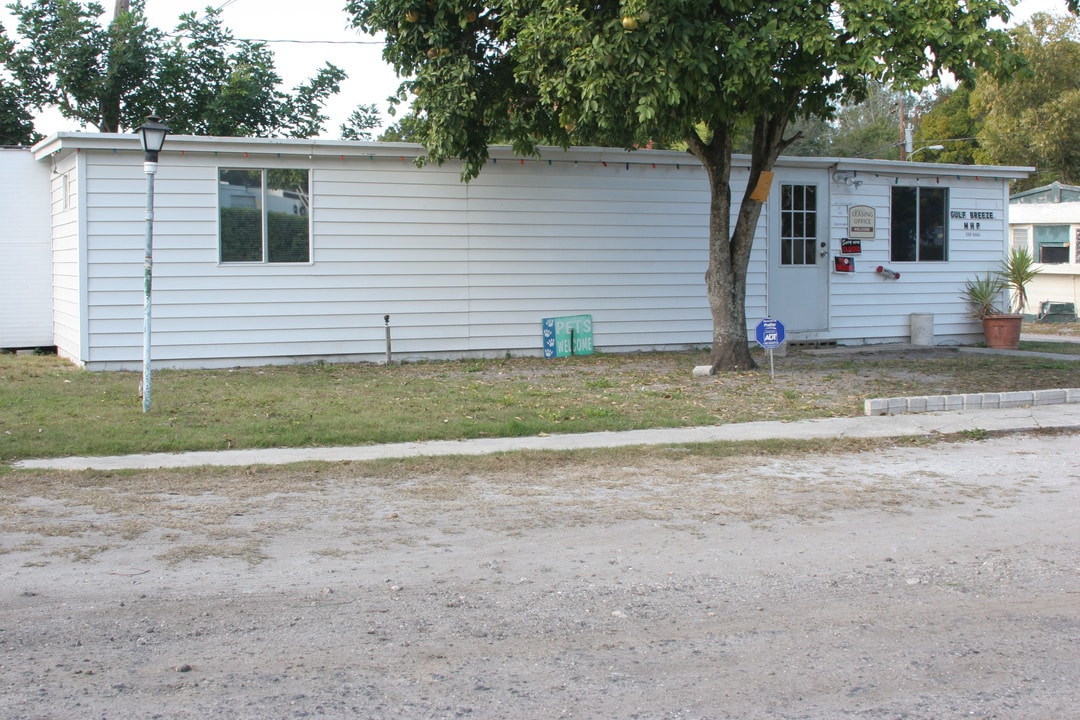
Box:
(3, 337, 1079, 462)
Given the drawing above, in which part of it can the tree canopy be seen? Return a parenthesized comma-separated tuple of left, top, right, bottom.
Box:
(972, 12, 1080, 188)
(0, 19, 38, 145)
(349, 0, 1020, 370)
(340, 103, 383, 141)
(911, 84, 980, 165)
(1, 0, 347, 138)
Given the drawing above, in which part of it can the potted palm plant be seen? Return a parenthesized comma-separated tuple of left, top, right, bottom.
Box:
(964, 248, 1040, 350)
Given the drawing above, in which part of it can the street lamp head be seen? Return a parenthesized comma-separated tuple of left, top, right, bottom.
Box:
(136, 113, 171, 163)
(909, 144, 945, 160)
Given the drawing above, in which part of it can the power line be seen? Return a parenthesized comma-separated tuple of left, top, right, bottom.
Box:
(162, 33, 382, 45)
(238, 38, 383, 45)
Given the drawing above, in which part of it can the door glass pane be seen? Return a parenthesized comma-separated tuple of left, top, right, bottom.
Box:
(780, 184, 816, 266)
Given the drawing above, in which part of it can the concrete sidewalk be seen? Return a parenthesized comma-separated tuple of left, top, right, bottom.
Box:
(15, 402, 1080, 472)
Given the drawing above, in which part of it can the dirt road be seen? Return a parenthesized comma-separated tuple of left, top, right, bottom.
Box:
(2, 432, 1078, 719)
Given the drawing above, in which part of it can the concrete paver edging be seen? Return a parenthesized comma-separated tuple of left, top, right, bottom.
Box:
(865, 387, 1080, 416)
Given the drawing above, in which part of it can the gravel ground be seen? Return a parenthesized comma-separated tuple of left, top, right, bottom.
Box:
(2, 432, 1078, 719)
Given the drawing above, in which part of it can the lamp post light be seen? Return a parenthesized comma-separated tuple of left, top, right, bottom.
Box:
(909, 144, 945, 161)
(136, 113, 171, 412)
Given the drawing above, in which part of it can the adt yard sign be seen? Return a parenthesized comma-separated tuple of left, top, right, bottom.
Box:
(543, 314, 594, 358)
(755, 317, 785, 349)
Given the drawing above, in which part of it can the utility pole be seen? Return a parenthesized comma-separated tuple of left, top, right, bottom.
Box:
(898, 96, 907, 161)
(115, 0, 130, 14)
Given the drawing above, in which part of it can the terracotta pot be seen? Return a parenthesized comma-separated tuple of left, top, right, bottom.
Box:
(982, 314, 1023, 350)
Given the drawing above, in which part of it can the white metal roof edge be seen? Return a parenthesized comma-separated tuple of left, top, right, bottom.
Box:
(30, 132, 1034, 178)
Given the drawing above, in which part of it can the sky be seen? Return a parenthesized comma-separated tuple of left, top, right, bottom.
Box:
(1, 0, 1074, 139)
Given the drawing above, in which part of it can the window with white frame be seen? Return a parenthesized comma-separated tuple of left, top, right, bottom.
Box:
(1010, 226, 1029, 252)
(890, 186, 948, 262)
(219, 168, 311, 263)
(1034, 224, 1069, 264)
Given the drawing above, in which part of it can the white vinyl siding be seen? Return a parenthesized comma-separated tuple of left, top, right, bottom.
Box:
(30, 134, 1027, 368)
(0, 149, 54, 348)
(826, 178, 1011, 344)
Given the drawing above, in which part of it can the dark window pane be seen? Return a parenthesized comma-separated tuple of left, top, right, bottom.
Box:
(891, 187, 917, 262)
(919, 188, 947, 261)
(1040, 246, 1068, 263)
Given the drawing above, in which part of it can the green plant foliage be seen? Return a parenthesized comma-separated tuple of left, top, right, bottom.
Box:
(973, 13, 1080, 187)
(0, 20, 39, 145)
(914, 85, 980, 165)
(219, 206, 262, 262)
(267, 212, 310, 262)
(346, 0, 1020, 371)
(1, 0, 348, 137)
(340, 103, 383, 141)
(1000, 247, 1040, 314)
(963, 247, 1041, 317)
(963, 273, 1006, 319)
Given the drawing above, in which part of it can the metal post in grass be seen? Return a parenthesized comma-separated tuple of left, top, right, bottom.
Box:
(136, 114, 171, 412)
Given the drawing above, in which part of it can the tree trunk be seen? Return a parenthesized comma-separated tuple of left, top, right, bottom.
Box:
(688, 110, 797, 373)
(98, 0, 132, 133)
(689, 128, 758, 371)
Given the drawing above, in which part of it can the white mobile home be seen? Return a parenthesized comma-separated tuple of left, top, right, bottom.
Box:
(1008, 182, 1080, 318)
(14, 132, 1029, 370)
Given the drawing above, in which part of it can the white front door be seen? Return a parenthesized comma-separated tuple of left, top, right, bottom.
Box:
(767, 179, 829, 332)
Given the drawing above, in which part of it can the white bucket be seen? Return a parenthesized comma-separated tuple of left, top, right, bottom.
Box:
(910, 313, 934, 346)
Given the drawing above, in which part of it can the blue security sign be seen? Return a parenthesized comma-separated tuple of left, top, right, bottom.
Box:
(755, 317, 785, 349)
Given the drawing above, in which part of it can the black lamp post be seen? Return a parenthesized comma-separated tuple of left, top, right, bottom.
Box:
(136, 113, 171, 412)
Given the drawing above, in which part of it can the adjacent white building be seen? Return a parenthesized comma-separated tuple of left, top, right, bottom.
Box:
(1008, 182, 1080, 318)
(5, 132, 1031, 369)
(0, 148, 53, 348)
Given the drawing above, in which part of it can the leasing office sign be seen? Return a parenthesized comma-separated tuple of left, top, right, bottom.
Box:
(848, 205, 876, 239)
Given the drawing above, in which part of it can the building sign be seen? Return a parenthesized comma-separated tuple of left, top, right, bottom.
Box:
(840, 238, 862, 254)
(848, 205, 876, 238)
(951, 209, 996, 237)
(542, 314, 594, 358)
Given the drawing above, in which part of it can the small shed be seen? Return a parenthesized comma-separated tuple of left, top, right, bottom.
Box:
(22, 132, 1030, 369)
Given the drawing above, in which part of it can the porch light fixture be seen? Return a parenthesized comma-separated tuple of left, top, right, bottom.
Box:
(136, 113, 171, 412)
(832, 172, 863, 189)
